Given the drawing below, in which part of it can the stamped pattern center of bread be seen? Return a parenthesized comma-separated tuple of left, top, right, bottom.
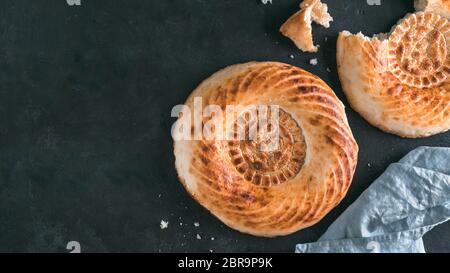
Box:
(228, 109, 306, 187)
(388, 12, 450, 88)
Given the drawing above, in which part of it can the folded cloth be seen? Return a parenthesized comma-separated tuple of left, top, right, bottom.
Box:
(296, 146, 450, 253)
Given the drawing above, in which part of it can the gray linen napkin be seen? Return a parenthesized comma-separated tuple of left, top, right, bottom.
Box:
(296, 147, 450, 253)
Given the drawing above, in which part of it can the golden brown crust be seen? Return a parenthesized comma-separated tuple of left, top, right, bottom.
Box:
(337, 12, 450, 138)
(174, 62, 358, 237)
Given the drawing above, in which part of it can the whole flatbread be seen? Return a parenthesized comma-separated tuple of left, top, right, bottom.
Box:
(173, 62, 358, 237)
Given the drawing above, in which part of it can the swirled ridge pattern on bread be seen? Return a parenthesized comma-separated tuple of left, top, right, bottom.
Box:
(173, 62, 358, 237)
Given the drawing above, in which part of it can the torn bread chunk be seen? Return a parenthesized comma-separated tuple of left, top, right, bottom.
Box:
(280, 0, 333, 53)
(300, 0, 333, 28)
(415, 0, 450, 19)
(280, 7, 317, 52)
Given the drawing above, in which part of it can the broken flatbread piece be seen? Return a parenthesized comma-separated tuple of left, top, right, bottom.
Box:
(280, 0, 333, 53)
(300, 0, 333, 28)
(280, 7, 317, 52)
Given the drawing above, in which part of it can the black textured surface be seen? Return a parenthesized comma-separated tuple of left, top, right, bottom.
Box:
(0, 0, 449, 253)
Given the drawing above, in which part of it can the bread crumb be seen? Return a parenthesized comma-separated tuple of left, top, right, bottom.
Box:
(211, 237, 215, 241)
(326, 67, 331, 72)
(196, 234, 202, 240)
(160, 220, 169, 229)
(209, 249, 214, 253)
(310, 58, 318, 65)
(290, 54, 295, 59)
(194, 222, 200, 227)
(261, 0, 272, 4)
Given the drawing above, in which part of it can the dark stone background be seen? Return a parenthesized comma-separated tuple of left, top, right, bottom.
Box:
(0, 0, 448, 253)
